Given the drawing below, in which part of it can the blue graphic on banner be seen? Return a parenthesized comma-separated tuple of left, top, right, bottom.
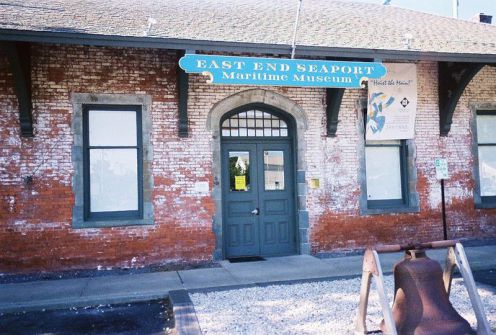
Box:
(179, 54, 387, 88)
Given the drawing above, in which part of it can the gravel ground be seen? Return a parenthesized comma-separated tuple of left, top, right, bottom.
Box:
(190, 276, 496, 335)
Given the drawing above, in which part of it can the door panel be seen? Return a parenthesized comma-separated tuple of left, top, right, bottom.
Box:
(222, 141, 295, 258)
(278, 221, 290, 243)
(222, 144, 260, 257)
(264, 199, 287, 215)
(258, 143, 296, 256)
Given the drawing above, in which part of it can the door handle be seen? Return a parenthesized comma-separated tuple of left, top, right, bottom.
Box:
(251, 208, 259, 215)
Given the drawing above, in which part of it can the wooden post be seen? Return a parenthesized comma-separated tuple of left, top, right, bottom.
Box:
(453, 243, 494, 335)
(355, 249, 397, 335)
(442, 246, 456, 295)
(355, 266, 372, 334)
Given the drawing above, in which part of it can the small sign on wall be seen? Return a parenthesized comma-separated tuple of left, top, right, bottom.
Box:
(435, 158, 449, 180)
(194, 181, 210, 194)
(310, 178, 320, 189)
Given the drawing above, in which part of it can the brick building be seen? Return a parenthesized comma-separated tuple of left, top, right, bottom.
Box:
(0, 0, 495, 273)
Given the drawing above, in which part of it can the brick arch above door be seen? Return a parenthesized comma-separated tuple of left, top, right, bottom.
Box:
(206, 89, 310, 260)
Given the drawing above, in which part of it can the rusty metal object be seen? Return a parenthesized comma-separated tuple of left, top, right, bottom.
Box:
(374, 240, 459, 254)
(381, 249, 475, 335)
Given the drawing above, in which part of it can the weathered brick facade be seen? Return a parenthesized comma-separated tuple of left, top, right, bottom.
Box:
(311, 62, 496, 252)
(0, 44, 215, 272)
(1, 44, 495, 273)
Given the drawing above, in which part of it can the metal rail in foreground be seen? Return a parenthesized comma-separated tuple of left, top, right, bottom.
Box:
(354, 240, 494, 335)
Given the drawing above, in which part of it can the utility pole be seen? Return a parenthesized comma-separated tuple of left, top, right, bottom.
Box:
(452, 0, 459, 18)
(290, 0, 303, 59)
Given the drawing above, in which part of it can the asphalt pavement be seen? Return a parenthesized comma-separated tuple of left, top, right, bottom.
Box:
(0, 300, 174, 335)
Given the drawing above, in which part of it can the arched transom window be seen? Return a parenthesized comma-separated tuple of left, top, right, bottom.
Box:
(221, 110, 288, 137)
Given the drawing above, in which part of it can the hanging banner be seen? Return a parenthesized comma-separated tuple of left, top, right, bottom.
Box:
(179, 54, 387, 88)
(366, 63, 417, 140)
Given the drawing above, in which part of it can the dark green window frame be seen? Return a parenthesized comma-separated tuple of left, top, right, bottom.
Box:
(365, 140, 409, 209)
(358, 104, 419, 215)
(82, 104, 144, 221)
(475, 110, 496, 207)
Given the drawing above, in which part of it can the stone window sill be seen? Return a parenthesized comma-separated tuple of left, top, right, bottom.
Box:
(73, 218, 154, 229)
(475, 202, 496, 210)
(361, 205, 420, 216)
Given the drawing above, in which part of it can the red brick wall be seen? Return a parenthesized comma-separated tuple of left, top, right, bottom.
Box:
(0, 44, 215, 273)
(1, 44, 495, 273)
(310, 63, 496, 252)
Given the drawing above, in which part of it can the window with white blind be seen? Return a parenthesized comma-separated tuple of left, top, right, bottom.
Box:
(83, 105, 143, 220)
(365, 139, 407, 207)
(475, 111, 496, 206)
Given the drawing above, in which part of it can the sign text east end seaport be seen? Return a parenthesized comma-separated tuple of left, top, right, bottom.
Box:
(178, 54, 387, 88)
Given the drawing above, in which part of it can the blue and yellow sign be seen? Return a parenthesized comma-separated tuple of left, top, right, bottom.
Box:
(179, 54, 387, 88)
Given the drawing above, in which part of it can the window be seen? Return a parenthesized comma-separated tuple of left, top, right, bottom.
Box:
(264, 150, 285, 190)
(475, 111, 496, 206)
(83, 105, 143, 220)
(229, 151, 250, 192)
(365, 139, 407, 208)
(221, 110, 288, 137)
(359, 106, 419, 214)
(72, 94, 153, 228)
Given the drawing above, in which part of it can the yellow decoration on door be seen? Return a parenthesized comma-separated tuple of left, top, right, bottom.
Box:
(235, 176, 246, 190)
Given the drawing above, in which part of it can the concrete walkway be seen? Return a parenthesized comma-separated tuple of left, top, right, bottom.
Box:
(1, 245, 495, 314)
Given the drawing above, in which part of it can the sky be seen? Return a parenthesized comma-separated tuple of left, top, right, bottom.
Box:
(345, 0, 496, 20)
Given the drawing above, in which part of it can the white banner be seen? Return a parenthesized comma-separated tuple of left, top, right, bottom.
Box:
(366, 63, 417, 140)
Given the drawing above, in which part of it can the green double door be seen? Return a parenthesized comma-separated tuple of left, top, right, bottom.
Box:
(222, 140, 296, 258)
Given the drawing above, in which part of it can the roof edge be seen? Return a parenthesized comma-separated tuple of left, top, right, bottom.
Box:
(0, 29, 495, 63)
